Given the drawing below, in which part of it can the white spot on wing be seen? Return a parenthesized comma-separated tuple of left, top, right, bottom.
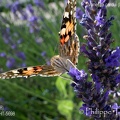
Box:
(61, 28, 66, 35)
(30, 75, 36, 77)
(64, 12, 69, 18)
(11, 76, 16, 78)
(12, 70, 19, 73)
(27, 67, 33, 70)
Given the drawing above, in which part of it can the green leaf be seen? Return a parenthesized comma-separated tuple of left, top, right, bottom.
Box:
(57, 100, 74, 120)
(55, 77, 68, 97)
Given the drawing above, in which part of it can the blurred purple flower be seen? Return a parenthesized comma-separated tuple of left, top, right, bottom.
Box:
(28, 16, 38, 23)
(20, 11, 28, 20)
(28, 16, 39, 33)
(26, 4, 34, 14)
(16, 52, 26, 60)
(6, 58, 16, 68)
(7, 0, 28, 20)
(11, 44, 17, 49)
(2, 27, 11, 44)
(17, 39, 23, 44)
(21, 63, 26, 67)
(76, 8, 83, 21)
(0, 52, 6, 57)
(7, 1, 21, 13)
(34, 0, 45, 9)
(41, 51, 46, 57)
(29, 26, 34, 33)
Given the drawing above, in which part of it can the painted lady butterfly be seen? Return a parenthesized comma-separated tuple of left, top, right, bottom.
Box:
(0, 0, 79, 79)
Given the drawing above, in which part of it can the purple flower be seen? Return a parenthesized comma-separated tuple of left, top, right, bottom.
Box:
(21, 63, 26, 67)
(68, 67, 87, 81)
(2, 27, 11, 44)
(7, 1, 28, 20)
(19, 11, 28, 20)
(80, 0, 117, 90)
(112, 103, 120, 112)
(76, 8, 83, 21)
(28, 16, 39, 33)
(95, 6, 106, 26)
(16, 52, 26, 60)
(6, 58, 16, 68)
(28, 16, 38, 23)
(33, 0, 45, 9)
(68, 67, 115, 119)
(41, 51, 46, 57)
(112, 103, 120, 113)
(17, 39, 23, 44)
(112, 103, 120, 118)
(69, 0, 120, 119)
(26, 4, 34, 14)
(115, 74, 120, 84)
(11, 44, 17, 49)
(99, 0, 109, 5)
(105, 47, 120, 67)
(0, 52, 6, 57)
(8, 1, 21, 13)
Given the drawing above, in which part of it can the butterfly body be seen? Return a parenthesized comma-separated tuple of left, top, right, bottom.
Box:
(0, 0, 79, 79)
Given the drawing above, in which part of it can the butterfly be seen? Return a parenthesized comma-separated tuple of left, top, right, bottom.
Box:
(0, 0, 79, 79)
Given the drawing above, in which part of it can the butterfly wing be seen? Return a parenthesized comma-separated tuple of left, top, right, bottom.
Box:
(59, 0, 79, 65)
(50, 0, 79, 73)
(0, 0, 79, 79)
(0, 65, 61, 79)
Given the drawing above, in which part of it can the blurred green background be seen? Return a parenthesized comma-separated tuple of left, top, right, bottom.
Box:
(0, 0, 120, 120)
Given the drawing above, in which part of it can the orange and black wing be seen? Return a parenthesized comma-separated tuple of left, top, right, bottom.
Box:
(59, 0, 80, 65)
(0, 65, 61, 79)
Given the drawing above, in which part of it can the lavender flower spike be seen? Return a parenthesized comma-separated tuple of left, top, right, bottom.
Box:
(80, 0, 118, 90)
(68, 0, 120, 119)
(68, 67, 119, 119)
